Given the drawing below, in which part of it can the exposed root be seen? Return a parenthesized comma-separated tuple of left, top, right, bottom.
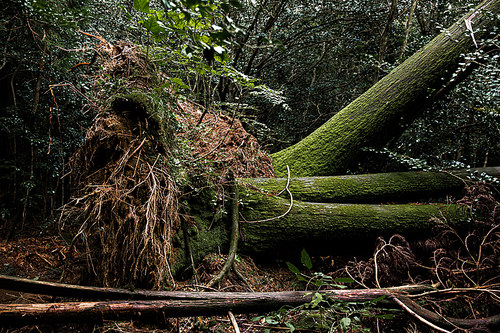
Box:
(207, 171, 240, 288)
(182, 217, 199, 285)
(232, 261, 255, 292)
(240, 165, 292, 224)
(59, 106, 180, 289)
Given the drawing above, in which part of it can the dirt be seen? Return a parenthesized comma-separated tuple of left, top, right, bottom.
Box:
(0, 95, 301, 332)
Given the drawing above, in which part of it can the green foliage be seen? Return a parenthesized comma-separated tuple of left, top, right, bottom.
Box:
(125, 0, 289, 125)
(259, 249, 398, 332)
(0, 0, 99, 230)
(131, 0, 243, 58)
(252, 310, 296, 333)
(134, 0, 150, 13)
(220, 0, 394, 150)
(360, 147, 434, 172)
(286, 249, 353, 289)
(394, 95, 500, 171)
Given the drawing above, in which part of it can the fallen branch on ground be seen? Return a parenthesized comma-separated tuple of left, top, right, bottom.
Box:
(0, 288, 399, 326)
(1, 275, 499, 331)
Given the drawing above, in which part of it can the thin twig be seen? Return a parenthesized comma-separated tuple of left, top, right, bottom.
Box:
(345, 267, 369, 289)
(228, 311, 241, 333)
(392, 296, 452, 333)
(48, 82, 98, 109)
(406, 286, 500, 299)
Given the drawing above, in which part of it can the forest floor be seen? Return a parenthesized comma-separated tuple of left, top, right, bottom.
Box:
(0, 227, 408, 333)
(1, 99, 498, 333)
(0, 105, 409, 333)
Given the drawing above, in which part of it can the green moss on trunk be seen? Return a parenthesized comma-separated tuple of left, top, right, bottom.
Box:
(271, 0, 500, 177)
(238, 193, 468, 255)
(240, 167, 500, 203)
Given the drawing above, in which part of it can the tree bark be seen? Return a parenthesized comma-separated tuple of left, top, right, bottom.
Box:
(240, 167, 500, 204)
(184, 167, 483, 262)
(0, 274, 428, 301)
(1, 278, 500, 331)
(271, 0, 500, 177)
(238, 194, 468, 255)
(0, 286, 407, 326)
(173, 178, 473, 273)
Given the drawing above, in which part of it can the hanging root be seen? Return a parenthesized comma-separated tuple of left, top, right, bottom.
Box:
(182, 216, 199, 285)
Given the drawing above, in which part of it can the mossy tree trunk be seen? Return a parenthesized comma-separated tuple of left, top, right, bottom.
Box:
(240, 167, 500, 203)
(237, 190, 468, 256)
(271, 0, 500, 177)
(181, 168, 493, 263)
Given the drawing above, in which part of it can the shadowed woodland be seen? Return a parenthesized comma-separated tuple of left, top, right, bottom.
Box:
(1, 0, 500, 332)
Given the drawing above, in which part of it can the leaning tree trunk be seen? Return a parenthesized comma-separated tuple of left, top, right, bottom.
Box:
(240, 167, 500, 203)
(271, 0, 500, 177)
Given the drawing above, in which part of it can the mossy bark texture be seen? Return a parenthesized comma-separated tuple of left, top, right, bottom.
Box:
(271, 0, 500, 177)
(238, 192, 468, 255)
(240, 167, 500, 203)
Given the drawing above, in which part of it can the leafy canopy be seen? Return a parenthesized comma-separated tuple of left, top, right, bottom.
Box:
(131, 0, 243, 62)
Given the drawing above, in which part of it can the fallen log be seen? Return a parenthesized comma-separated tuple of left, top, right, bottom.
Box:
(240, 167, 500, 204)
(1, 278, 499, 332)
(0, 288, 405, 326)
(0, 274, 426, 301)
(237, 193, 468, 255)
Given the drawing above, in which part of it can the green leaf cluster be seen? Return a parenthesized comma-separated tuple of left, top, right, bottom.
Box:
(132, 0, 243, 61)
(286, 249, 354, 289)
(277, 249, 398, 331)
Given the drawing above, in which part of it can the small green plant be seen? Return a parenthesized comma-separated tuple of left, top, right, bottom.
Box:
(286, 248, 353, 289)
(279, 249, 397, 332)
(252, 308, 296, 333)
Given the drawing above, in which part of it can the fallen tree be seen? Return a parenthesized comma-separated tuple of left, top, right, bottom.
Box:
(237, 196, 468, 256)
(2, 296, 499, 330)
(0, 273, 423, 301)
(240, 167, 500, 203)
(0, 290, 412, 326)
(55, 2, 498, 289)
(1, 275, 500, 332)
(271, 0, 500, 177)
(58, 91, 475, 284)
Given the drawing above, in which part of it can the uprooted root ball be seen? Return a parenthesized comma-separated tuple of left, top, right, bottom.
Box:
(60, 101, 180, 289)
